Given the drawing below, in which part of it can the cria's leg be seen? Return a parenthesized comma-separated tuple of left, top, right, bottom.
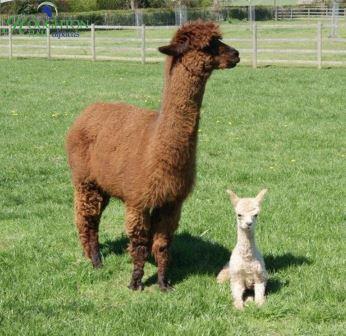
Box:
(231, 281, 245, 310)
(254, 282, 266, 306)
(126, 206, 151, 291)
(151, 202, 182, 291)
(74, 182, 109, 268)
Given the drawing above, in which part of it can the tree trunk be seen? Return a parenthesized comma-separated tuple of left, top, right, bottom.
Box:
(213, 0, 220, 11)
(130, 0, 138, 10)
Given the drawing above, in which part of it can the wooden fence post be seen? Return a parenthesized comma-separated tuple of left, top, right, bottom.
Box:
(8, 25, 12, 59)
(91, 24, 96, 61)
(141, 24, 146, 64)
(252, 22, 257, 69)
(46, 26, 51, 59)
(317, 22, 322, 69)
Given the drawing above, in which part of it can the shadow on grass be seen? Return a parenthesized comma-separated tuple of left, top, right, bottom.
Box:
(100, 236, 312, 292)
(147, 232, 230, 286)
(100, 232, 229, 286)
(100, 236, 129, 256)
(264, 253, 312, 294)
(264, 253, 312, 273)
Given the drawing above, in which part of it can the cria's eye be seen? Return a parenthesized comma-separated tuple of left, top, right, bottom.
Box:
(237, 214, 242, 218)
(254, 214, 258, 218)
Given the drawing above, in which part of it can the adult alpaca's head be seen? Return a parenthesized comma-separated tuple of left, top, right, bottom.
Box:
(159, 21, 240, 76)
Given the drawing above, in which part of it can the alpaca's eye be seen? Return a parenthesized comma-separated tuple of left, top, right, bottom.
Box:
(237, 214, 242, 218)
(254, 214, 258, 218)
(204, 39, 220, 55)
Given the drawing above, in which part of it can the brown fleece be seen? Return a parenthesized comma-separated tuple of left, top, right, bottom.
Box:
(66, 20, 239, 291)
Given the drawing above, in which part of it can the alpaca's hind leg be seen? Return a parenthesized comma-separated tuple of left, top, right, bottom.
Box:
(126, 206, 151, 291)
(151, 202, 182, 291)
(74, 182, 109, 268)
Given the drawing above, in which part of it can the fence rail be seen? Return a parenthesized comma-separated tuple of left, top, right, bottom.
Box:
(0, 23, 345, 68)
(275, 7, 346, 20)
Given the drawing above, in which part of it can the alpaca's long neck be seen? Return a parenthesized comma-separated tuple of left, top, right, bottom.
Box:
(153, 59, 209, 168)
(235, 227, 257, 259)
(161, 59, 208, 114)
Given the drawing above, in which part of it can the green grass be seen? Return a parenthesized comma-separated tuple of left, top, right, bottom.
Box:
(0, 59, 345, 335)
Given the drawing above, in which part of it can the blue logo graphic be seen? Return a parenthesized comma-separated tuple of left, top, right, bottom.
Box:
(37, 2, 58, 19)
(41, 5, 53, 18)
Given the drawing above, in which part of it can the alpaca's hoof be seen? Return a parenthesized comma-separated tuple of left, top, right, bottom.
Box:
(91, 253, 103, 269)
(234, 301, 244, 310)
(128, 280, 144, 291)
(158, 280, 173, 292)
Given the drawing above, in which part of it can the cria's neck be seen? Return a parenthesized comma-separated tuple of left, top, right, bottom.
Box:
(235, 227, 257, 257)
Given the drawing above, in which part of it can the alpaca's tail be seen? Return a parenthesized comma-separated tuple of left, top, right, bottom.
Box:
(217, 264, 230, 283)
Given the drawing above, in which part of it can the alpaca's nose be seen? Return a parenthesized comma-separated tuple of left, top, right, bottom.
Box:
(228, 48, 240, 64)
(246, 222, 252, 228)
(232, 49, 239, 58)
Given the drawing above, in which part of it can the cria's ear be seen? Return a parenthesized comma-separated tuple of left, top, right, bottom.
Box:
(226, 189, 239, 207)
(256, 189, 268, 204)
(158, 39, 189, 56)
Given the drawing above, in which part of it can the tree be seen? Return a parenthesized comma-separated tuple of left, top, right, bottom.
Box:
(213, 0, 220, 11)
(130, 0, 138, 9)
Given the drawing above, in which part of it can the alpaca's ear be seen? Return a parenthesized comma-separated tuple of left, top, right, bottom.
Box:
(226, 189, 239, 207)
(158, 39, 189, 56)
(158, 45, 178, 56)
(256, 189, 268, 204)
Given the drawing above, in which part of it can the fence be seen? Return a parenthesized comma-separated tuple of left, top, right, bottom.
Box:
(0, 23, 345, 68)
(275, 7, 346, 20)
(1, 6, 346, 27)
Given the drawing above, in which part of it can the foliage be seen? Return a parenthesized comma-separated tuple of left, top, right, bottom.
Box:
(68, 0, 98, 12)
(96, 0, 130, 10)
(0, 0, 38, 15)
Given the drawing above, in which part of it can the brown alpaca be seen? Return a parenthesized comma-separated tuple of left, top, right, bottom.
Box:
(66, 21, 240, 291)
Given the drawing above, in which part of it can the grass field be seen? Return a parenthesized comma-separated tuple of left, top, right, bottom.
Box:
(0, 59, 345, 335)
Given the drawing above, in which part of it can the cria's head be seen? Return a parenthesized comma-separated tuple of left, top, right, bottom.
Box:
(226, 189, 267, 232)
(158, 20, 240, 73)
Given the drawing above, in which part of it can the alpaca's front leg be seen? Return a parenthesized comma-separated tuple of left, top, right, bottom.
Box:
(231, 280, 245, 310)
(126, 206, 151, 291)
(254, 282, 266, 306)
(151, 202, 182, 291)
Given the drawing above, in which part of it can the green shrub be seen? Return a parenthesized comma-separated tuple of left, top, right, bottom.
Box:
(145, 0, 169, 9)
(0, 0, 38, 15)
(54, 0, 71, 12)
(255, 6, 274, 21)
(96, 0, 129, 10)
(69, 0, 98, 12)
